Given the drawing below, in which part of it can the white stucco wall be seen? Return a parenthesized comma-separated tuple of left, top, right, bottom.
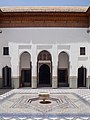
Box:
(0, 27, 89, 78)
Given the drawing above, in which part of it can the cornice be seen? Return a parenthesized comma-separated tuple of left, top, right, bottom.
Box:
(86, 6, 90, 16)
(0, 7, 89, 28)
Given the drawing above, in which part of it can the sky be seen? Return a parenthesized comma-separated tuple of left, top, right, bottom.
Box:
(0, 0, 90, 6)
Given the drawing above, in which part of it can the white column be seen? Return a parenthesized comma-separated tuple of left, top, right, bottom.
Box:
(52, 44, 58, 88)
(9, 43, 19, 88)
(69, 44, 78, 88)
(31, 44, 37, 88)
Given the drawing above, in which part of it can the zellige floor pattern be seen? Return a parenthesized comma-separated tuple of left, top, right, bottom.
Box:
(0, 88, 90, 120)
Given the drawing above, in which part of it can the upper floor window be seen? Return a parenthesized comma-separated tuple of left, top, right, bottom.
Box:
(3, 47, 9, 55)
(80, 47, 85, 55)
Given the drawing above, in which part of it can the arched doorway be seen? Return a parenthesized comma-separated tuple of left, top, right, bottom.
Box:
(58, 51, 69, 87)
(39, 64, 50, 86)
(20, 52, 31, 87)
(78, 66, 86, 87)
(37, 50, 52, 87)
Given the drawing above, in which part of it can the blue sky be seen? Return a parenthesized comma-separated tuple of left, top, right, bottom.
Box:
(0, 0, 90, 6)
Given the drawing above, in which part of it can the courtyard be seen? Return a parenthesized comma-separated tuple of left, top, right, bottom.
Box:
(0, 88, 90, 120)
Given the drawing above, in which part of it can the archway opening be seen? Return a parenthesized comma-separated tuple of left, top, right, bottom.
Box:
(37, 50, 52, 87)
(78, 66, 86, 87)
(20, 51, 31, 87)
(58, 51, 69, 87)
(39, 64, 50, 87)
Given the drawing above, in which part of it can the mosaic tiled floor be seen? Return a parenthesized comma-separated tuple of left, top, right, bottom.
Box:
(1, 88, 90, 119)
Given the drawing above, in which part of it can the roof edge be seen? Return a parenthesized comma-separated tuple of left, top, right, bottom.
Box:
(0, 6, 89, 13)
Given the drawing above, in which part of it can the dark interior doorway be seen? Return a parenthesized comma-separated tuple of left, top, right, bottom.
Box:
(39, 64, 51, 87)
(21, 69, 31, 87)
(2, 66, 11, 88)
(78, 66, 86, 87)
(58, 69, 69, 87)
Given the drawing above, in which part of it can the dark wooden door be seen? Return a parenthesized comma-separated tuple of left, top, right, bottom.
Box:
(58, 69, 68, 87)
(78, 67, 86, 87)
(2, 66, 11, 88)
(39, 64, 51, 87)
(21, 69, 31, 87)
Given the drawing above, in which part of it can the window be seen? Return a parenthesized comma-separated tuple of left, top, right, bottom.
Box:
(80, 47, 85, 55)
(3, 47, 9, 55)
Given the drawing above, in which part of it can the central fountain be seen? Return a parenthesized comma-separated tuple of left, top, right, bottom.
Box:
(27, 92, 60, 104)
(39, 92, 51, 104)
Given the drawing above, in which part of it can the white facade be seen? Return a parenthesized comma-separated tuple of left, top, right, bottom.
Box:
(0, 27, 90, 88)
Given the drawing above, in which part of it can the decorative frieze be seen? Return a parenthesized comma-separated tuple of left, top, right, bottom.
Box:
(37, 45, 52, 49)
(78, 57, 88, 61)
(58, 45, 70, 50)
(19, 45, 31, 49)
(0, 20, 88, 28)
